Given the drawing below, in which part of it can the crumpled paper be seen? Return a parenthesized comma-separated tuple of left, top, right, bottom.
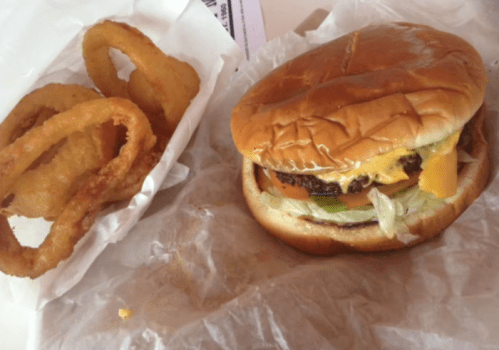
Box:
(31, 0, 499, 349)
(0, 0, 241, 310)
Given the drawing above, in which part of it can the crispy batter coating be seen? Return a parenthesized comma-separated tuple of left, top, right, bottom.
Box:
(0, 98, 155, 278)
(83, 20, 200, 137)
(0, 84, 116, 219)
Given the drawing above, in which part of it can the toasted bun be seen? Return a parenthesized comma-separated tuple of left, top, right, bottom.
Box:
(231, 22, 487, 174)
(241, 107, 489, 255)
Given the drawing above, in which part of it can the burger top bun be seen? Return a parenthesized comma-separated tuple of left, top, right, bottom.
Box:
(231, 22, 487, 174)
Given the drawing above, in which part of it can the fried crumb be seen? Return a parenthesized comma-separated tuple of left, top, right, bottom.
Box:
(118, 308, 133, 321)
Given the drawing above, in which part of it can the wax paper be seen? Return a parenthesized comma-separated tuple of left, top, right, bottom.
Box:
(32, 0, 499, 349)
(0, 0, 241, 310)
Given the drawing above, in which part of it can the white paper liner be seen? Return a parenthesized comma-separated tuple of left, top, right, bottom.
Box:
(28, 0, 499, 349)
(0, 0, 241, 310)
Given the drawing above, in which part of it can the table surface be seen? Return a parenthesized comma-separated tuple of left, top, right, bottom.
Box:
(0, 1, 333, 349)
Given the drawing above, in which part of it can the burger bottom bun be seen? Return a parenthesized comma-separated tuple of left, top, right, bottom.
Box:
(241, 107, 489, 255)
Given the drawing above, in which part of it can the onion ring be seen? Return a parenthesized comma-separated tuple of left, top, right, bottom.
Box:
(0, 84, 117, 219)
(0, 97, 156, 278)
(82, 20, 200, 136)
(104, 151, 162, 203)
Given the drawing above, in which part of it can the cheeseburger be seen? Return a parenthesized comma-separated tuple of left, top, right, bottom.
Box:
(230, 22, 489, 255)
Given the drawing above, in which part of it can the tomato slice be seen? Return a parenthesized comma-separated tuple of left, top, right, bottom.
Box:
(259, 167, 309, 200)
(258, 166, 420, 210)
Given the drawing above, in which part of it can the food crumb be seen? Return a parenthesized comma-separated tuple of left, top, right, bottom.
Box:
(119, 308, 133, 321)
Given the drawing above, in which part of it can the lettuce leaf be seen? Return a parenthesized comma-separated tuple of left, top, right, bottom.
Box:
(260, 186, 447, 240)
(261, 192, 377, 223)
(367, 188, 404, 237)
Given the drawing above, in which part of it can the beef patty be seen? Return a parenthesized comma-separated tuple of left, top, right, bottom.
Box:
(273, 153, 423, 197)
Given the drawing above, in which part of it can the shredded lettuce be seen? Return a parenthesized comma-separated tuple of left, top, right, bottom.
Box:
(367, 188, 404, 237)
(261, 192, 377, 222)
(260, 185, 447, 241)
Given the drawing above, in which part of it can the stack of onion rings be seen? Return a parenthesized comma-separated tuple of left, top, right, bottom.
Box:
(82, 20, 201, 201)
(0, 84, 116, 219)
(0, 20, 200, 278)
(0, 98, 156, 278)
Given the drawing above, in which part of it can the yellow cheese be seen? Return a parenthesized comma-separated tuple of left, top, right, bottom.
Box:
(316, 129, 462, 198)
(419, 131, 460, 198)
(316, 147, 413, 192)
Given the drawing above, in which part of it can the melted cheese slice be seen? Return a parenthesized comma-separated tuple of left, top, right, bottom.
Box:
(419, 131, 460, 198)
(316, 147, 413, 192)
(316, 129, 462, 198)
(259, 129, 462, 202)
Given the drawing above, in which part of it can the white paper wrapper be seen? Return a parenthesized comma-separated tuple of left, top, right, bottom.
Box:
(0, 0, 241, 310)
(31, 0, 499, 349)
